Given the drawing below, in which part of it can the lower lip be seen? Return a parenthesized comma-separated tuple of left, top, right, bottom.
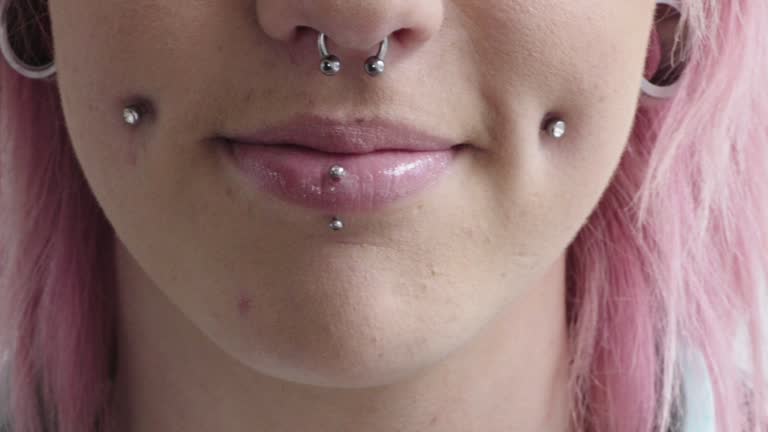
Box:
(225, 142, 458, 212)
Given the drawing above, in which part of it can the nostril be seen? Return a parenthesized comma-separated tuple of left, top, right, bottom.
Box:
(294, 25, 315, 42)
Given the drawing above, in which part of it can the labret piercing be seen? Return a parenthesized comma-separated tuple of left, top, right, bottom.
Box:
(119, 109, 564, 232)
(329, 165, 347, 231)
(120, 108, 349, 232)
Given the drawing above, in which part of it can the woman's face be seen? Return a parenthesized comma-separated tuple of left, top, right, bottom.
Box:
(48, 0, 655, 386)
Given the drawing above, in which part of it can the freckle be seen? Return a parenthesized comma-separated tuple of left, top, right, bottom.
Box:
(237, 294, 253, 317)
(429, 415, 438, 426)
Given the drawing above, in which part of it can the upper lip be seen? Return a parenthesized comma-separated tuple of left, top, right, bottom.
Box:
(222, 114, 462, 155)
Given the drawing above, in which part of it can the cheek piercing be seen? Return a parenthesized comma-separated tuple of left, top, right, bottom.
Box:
(544, 118, 567, 139)
(123, 105, 143, 126)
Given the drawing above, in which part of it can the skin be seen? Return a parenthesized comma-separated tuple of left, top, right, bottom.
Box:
(46, 0, 661, 430)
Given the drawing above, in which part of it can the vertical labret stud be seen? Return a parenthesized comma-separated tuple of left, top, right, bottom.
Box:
(328, 166, 346, 230)
(329, 165, 347, 181)
(329, 217, 344, 231)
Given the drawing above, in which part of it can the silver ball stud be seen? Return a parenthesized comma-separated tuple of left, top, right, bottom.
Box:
(546, 119, 567, 139)
(329, 217, 344, 231)
(321, 55, 342, 76)
(364, 57, 385, 77)
(123, 106, 142, 126)
(329, 165, 347, 181)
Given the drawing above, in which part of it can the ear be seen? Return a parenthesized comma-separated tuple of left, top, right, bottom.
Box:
(641, 3, 688, 101)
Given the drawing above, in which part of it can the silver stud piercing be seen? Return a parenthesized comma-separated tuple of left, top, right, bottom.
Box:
(329, 165, 347, 181)
(123, 106, 143, 126)
(545, 118, 567, 139)
(328, 165, 347, 231)
(318, 32, 389, 77)
(364, 37, 389, 77)
(329, 217, 345, 231)
(318, 33, 342, 76)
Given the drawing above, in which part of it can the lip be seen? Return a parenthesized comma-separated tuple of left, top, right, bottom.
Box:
(224, 115, 460, 154)
(221, 115, 464, 213)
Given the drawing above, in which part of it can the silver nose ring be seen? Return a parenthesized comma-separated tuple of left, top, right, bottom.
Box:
(318, 33, 389, 77)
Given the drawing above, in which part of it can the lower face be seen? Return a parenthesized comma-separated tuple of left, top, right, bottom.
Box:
(48, 0, 655, 386)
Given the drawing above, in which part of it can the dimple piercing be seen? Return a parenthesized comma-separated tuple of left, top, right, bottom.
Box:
(123, 106, 143, 126)
(318, 32, 389, 77)
(545, 118, 567, 139)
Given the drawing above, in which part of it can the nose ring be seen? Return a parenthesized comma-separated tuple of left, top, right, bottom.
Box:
(318, 33, 389, 77)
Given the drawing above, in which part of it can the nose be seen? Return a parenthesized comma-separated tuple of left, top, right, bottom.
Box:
(255, 0, 444, 58)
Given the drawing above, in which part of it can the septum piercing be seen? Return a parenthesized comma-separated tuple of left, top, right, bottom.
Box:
(319, 33, 389, 77)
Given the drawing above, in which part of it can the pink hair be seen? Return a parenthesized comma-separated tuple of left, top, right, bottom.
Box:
(0, 1, 766, 431)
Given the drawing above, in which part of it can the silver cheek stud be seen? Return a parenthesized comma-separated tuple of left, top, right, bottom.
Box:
(545, 118, 567, 139)
(329, 165, 347, 231)
(123, 106, 143, 126)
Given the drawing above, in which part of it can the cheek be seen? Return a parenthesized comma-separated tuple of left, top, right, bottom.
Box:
(471, 0, 654, 256)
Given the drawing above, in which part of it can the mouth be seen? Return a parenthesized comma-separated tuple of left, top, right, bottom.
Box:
(218, 115, 468, 213)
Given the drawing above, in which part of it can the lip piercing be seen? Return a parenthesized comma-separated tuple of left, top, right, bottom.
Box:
(328, 164, 347, 231)
(545, 118, 567, 139)
(318, 32, 389, 77)
(329, 165, 347, 181)
(329, 217, 345, 231)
